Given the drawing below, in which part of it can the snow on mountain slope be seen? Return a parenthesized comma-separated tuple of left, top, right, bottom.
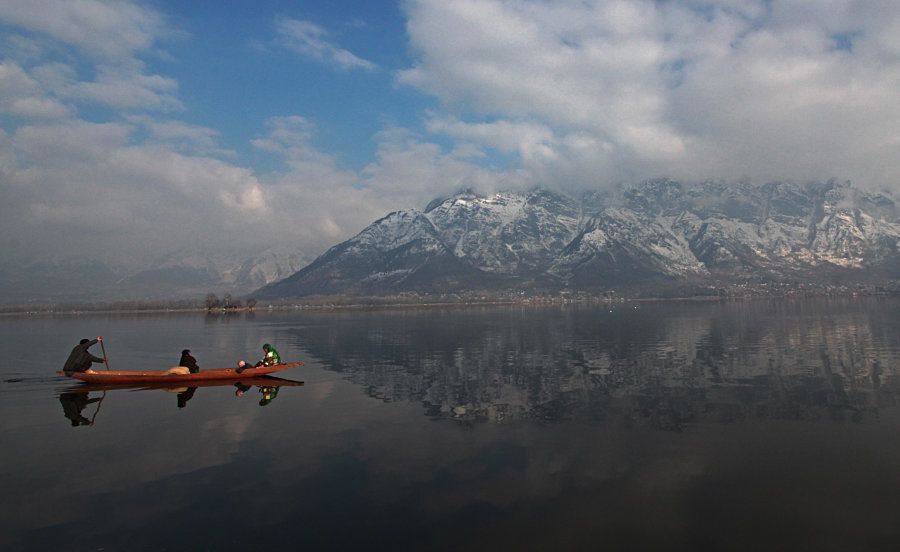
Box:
(257, 180, 900, 298)
(424, 190, 581, 274)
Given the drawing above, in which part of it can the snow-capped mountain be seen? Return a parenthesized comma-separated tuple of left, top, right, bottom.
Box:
(258, 179, 899, 298)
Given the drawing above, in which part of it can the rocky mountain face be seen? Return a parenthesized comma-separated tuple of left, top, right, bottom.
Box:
(259, 179, 899, 298)
(0, 246, 310, 304)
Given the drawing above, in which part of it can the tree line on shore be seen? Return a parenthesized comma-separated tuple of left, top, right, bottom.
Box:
(1, 281, 896, 316)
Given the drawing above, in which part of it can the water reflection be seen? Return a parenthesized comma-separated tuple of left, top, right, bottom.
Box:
(57, 376, 303, 425)
(289, 299, 900, 429)
(176, 387, 197, 408)
(233, 382, 280, 406)
(2, 301, 898, 550)
(58, 391, 102, 426)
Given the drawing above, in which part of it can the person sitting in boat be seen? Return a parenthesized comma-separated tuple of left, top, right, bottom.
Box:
(261, 343, 281, 366)
(63, 336, 106, 375)
(236, 343, 281, 373)
(179, 349, 199, 374)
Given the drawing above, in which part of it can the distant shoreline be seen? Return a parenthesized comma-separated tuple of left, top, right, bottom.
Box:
(1, 288, 896, 317)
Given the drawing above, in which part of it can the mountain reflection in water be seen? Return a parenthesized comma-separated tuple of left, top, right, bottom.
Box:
(1, 298, 898, 551)
(289, 299, 899, 429)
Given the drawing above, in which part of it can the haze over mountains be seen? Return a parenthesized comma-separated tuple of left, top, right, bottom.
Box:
(3, 178, 897, 304)
(258, 179, 900, 299)
(0, 246, 309, 304)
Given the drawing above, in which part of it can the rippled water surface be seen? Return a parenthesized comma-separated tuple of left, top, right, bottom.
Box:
(1, 298, 899, 551)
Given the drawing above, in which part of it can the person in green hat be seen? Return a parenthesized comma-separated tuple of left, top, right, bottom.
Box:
(236, 343, 281, 373)
(261, 343, 281, 366)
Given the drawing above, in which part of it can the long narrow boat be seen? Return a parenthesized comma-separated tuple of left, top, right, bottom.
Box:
(57, 362, 303, 384)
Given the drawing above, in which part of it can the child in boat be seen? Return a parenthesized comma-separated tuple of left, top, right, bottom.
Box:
(236, 343, 281, 373)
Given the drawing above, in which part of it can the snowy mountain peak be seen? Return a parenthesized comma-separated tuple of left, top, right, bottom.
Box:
(258, 180, 900, 298)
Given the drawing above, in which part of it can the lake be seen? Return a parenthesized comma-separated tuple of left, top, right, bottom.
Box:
(1, 298, 899, 551)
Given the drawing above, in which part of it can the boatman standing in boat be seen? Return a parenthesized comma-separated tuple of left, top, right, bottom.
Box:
(63, 336, 106, 375)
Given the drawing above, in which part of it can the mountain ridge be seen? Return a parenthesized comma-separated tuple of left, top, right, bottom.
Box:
(258, 179, 900, 298)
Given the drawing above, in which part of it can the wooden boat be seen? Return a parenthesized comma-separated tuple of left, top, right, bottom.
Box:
(63, 374, 304, 394)
(57, 362, 303, 384)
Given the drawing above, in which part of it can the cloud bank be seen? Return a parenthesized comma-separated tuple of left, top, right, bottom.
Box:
(401, 0, 900, 191)
(1, 0, 899, 277)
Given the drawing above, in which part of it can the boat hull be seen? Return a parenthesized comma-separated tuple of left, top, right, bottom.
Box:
(59, 362, 302, 384)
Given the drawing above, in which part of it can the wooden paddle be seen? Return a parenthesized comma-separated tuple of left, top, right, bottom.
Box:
(98, 336, 110, 371)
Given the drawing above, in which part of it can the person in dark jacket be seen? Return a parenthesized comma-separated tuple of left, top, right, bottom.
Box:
(179, 349, 199, 374)
(63, 337, 105, 374)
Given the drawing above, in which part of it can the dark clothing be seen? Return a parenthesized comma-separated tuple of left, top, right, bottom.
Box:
(59, 392, 101, 426)
(177, 387, 197, 408)
(179, 352, 199, 374)
(63, 340, 104, 373)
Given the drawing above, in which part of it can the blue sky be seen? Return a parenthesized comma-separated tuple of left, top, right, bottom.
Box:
(2, 0, 900, 269)
(160, 1, 429, 171)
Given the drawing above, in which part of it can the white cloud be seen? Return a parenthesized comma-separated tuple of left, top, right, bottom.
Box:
(361, 127, 519, 200)
(68, 66, 182, 111)
(127, 116, 223, 152)
(0, 104, 510, 270)
(400, 0, 900, 191)
(0, 120, 268, 262)
(275, 17, 377, 71)
(0, 61, 70, 118)
(251, 116, 320, 159)
(1, 1, 181, 113)
(0, 0, 167, 64)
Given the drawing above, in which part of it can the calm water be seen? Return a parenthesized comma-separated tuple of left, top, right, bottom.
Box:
(1, 298, 899, 551)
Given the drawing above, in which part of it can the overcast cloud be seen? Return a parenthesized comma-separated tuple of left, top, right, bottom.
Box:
(401, 0, 900, 190)
(1, 0, 899, 272)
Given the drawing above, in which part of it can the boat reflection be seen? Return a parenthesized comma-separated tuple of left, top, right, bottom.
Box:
(58, 375, 303, 426)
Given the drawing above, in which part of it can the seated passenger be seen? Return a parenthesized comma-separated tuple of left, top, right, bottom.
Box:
(179, 349, 199, 374)
(236, 343, 281, 373)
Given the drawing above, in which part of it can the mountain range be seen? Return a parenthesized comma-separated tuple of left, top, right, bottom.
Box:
(258, 179, 900, 298)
